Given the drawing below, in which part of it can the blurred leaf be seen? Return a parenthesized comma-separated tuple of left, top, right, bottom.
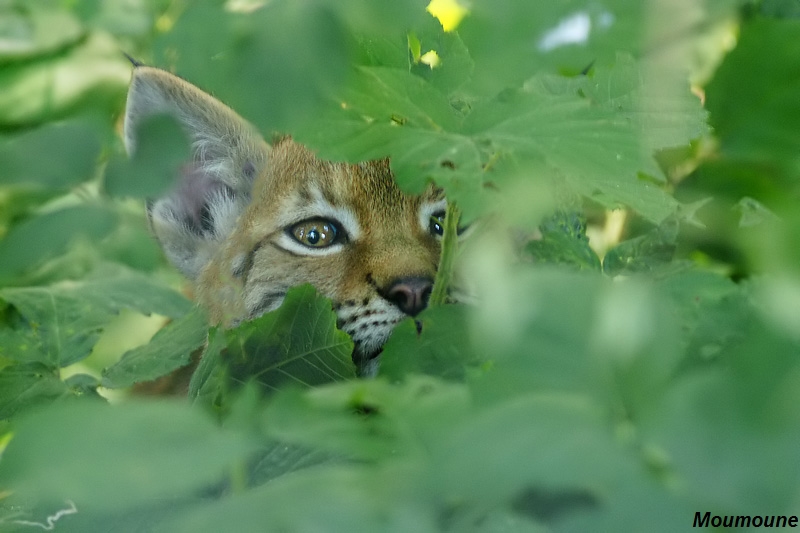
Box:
(760, 0, 800, 18)
(458, 0, 738, 93)
(432, 395, 627, 511)
(0, 2, 84, 61)
(0, 401, 258, 513)
(104, 113, 190, 198)
(735, 196, 780, 228)
(163, 464, 435, 533)
(648, 371, 800, 514)
(0, 267, 191, 367)
(154, 0, 350, 133)
(324, 0, 430, 37)
(63, 372, 103, 400)
(380, 305, 479, 381)
(705, 17, 800, 184)
(191, 285, 355, 404)
(0, 205, 118, 283)
(101, 307, 208, 389)
(603, 217, 680, 276)
(0, 119, 102, 188)
(657, 270, 743, 369)
(0, 32, 129, 126)
(0, 362, 68, 420)
(71, 0, 153, 40)
(260, 386, 395, 463)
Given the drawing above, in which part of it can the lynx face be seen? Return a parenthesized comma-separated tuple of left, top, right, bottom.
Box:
(124, 66, 447, 373)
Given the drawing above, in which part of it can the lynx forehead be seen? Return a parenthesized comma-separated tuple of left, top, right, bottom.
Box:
(124, 66, 448, 373)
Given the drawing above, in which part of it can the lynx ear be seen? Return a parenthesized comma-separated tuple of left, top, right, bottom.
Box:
(123, 66, 270, 279)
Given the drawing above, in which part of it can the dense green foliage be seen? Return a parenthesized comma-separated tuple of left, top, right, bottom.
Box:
(1, 0, 799, 531)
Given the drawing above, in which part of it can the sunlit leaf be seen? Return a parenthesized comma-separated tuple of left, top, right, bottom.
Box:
(101, 307, 208, 389)
(0, 268, 191, 367)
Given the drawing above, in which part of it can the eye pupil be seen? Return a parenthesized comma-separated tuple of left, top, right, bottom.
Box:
(290, 220, 340, 248)
(430, 213, 445, 236)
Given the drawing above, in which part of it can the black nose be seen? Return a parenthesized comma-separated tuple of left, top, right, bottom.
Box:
(384, 276, 434, 316)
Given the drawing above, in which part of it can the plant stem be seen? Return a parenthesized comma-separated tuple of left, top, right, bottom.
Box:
(430, 202, 460, 307)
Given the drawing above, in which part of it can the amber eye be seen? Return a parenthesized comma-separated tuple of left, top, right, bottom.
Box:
(290, 219, 341, 248)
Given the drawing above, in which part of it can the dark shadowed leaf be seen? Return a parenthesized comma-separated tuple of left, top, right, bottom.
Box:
(705, 17, 800, 183)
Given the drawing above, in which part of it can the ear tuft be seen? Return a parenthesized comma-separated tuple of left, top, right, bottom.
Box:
(124, 67, 270, 279)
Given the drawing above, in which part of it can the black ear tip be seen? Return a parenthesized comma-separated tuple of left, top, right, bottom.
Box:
(123, 52, 145, 68)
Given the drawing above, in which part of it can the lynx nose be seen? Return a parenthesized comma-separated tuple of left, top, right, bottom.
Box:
(385, 276, 434, 316)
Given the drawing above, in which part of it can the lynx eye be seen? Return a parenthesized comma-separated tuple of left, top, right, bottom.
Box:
(430, 212, 446, 236)
(429, 211, 469, 237)
(290, 218, 341, 248)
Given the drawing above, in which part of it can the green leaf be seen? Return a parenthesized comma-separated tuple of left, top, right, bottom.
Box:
(0, 205, 118, 284)
(0, 400, 258, 513)
(104, 113, 191, 199)
(0, 119, 102, 189)
(463, 63, 693, 223)
(603, 217, 679, 276)
(163, 465, 435, 533)
(260, 386, 396, 463)
(300, 55, 702, 223)
(647, 370, 800, 513)
(431, 394, 629, 510)
(192, 285, 355, 404)
(0, 2, 84, 62)
(153, 0, 350, 134)
(0, 362, 68, 420)
(458, 1, 647, 91)
(526, 210, 601, 271)
(705, 17, 800, 182)
(656, 270, 743, 369)
(101, 307, 208, 389)
(0, 32, 129, 126)
(407, 18, 475, 96)
(380, 305, 479, 381)
(0, 268, 192, 367)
